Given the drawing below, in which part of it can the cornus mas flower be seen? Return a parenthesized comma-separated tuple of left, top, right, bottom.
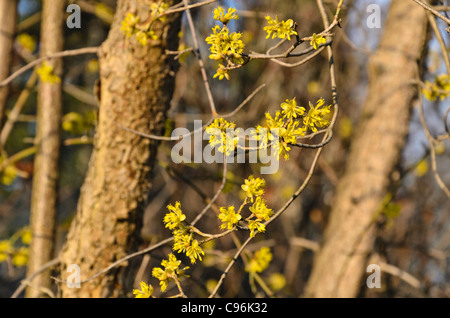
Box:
(241, 175, 265, 203)
(206, 118, 241, 155)
(150, 1, 169, 22)
(218, 206, 242, 230)
(246, 247, 273, 273)
(213, 6, 239, 25)
(120, 12, 158, 46)
(281, 98, 305, 119)
(249, 196, 273, 221)
(264, 15, 297, 40)
(248, 219, 266, 237)
(303, 98, 332, 132)
(36, 61, 61, 84)
(422, 74, 450, 101)
(173, 233, 205, 264)
(164, 201, 186, 230)
(152, 253, 188, 292)
(310, 33, 326, 50)
(206, 7, 245, 80)
(133, 282, 153, 298)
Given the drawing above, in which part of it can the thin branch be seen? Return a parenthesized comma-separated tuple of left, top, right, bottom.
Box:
(411, 0, 450, 31)
(379, 261, 422, 290)
(11, 257, 60, 298)
(208, 235, 253, 298)
(416, 80, 450, 198)
(182, 0, 217, 115)
(426, 11, 450, 74)
(114, 83, 265, 141)
(191, 154, 227, 226)
(0, 47, 99, 88)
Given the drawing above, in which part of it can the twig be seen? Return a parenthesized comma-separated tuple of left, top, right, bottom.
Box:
(0, 47, 99, 88)
(411, 0, 450, 31)
(182, 0, 217, 115)
(208, 235, 253, 298)
(191, 154, 227, 226)
(11, 257, 60, 298)
(114, 83, 265, 141)
(379, 261, 422, 290)
(0, 71, 38, 149)
(416, 77, 450, 198)
(426, 11, 450, 74)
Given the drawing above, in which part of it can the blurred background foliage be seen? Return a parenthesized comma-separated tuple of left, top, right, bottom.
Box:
(0, 0, 449, 297)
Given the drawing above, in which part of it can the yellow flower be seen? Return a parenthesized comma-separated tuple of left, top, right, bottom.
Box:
(121, 13, 140, 38)
(133, 281, 153, 298)
(303, 98, 332, 132)
(268, 272, 286, 291)
(213, 65, 230, 80)
(249, 196, 273, 221)
(241, 175, 265, 202)
(218, 206, 241, 230)
(185, 239, 205, 264)
(0, 240, 13, 262)
(150, 2, 169, 21)
(1, 164, 18, 186)
(16, 33, 36, 52)
(310, 33, 326, 50)
(164, 201, 186, 230)
(206, 10, 245, 80)
(423, 74, 450, 101)
(248, 219, 266, 237)
(246, 247, 272, 273)
(280, 98, 305, 119)
(20, 227, 32, 245)
(36, 61, 61, 84)
(12, 247, 28, 267)
(152, 253, 187, 292)
(264, 15, 297, 40)
(205, 118, 240, 155)
(213, 7, 239, 25)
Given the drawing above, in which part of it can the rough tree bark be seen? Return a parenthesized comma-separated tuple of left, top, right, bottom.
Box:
(304, 0, 428, 297)
(26, 0, 64, 298)
(58, 0, 181, 298)
(0, 0, 17, 131)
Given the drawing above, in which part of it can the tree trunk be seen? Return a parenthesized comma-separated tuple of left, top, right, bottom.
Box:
(0, 0, 17, 131)
(26, 0, 64, 298)
(58, 0, 181, 298)
(304, 0, 428, 297)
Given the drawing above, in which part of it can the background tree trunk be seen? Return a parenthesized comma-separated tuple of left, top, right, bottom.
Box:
(0, 0, 17, 131)
(26, 0, 64, 298)
(304, 0, 429, 298)
(58, 0, 181, 298)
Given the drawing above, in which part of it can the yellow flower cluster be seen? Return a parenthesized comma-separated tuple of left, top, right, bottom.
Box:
(152, 253, 189, 292)
(62, 111, 97, 136)
(132, 281, 153, 298)
(150, 2, 169, 22)
(120, 13, 157, 46)
(217, 175, 272, 237)
(422, 74, 450, 101)
(206, 7, 244, 80)
(36, 61, 61, 84)
(218, 206, 241, 230)
(0, 155, 18, 186)
(163, 202, 205, 264)
(254, 98, 332, 160)
(0, 227, 31, 267)
(205, 118, 241, 156)
(16, 33, 36, 53)
(246, 247, 272, 273)
(264, 15, 298, 41)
